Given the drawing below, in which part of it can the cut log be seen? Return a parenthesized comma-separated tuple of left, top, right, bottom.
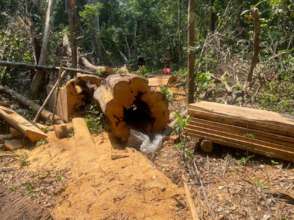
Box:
(148, 75, 176, 87)
(200, 139, 213, 153)
(54, 124, 68, 139)
(189, 101, 294, 138)
(54, 75, 101, 122)
(0, 106, 47, 142)
(94, 74, 169, 142)
(3, 139, 23, 151)
(9, 127, 23, 138)
(185, 101, 294, 162)
(76, 73, 101, 88)
(79, 56, 113, 75)
(0, 85, 62, 122)
(0, 184, 52, 220)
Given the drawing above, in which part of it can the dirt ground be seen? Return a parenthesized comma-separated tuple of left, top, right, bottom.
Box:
(0, 88, 293, 220)
(0, 132, 189, 219)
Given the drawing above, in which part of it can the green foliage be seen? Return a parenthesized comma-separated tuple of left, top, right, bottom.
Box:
(85, 104, 103, 134)
(175, 140, 194, 160)
(238, 155, 255, 166)
(35, 139, 48, 147)
(19, 153, 30, 167)
(195, 71, 213, 94)
(174, 112, 189, 136)
(79, 2, 103, 26)
(160, 86, 173, 102)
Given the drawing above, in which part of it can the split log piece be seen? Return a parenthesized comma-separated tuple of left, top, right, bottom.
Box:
(0, 106, 47, 142)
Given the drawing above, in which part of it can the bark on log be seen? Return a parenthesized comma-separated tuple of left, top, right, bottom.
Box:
(0, 85, 62, 122)
(79, 57, 113, 75)
(0, 106, 47, 142)
(94, 73, 169, 142)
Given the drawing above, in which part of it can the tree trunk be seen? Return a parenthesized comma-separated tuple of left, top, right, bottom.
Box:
(30, 0, 54, 97)
(0, 85, 62, 122)
(210, 0, 217, 32)
(67, 0, 78, 68)
(94, 74, 169, 143)
(187, 0, 196, 103)
(246, 7, 261, 88)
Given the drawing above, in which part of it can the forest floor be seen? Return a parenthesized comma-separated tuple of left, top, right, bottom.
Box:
(0, 88, 293, 220)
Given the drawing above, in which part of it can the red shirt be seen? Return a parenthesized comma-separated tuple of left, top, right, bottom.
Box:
(163, 67, 171, 75)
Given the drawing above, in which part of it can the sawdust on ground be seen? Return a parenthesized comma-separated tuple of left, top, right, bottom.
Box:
(27, 132, 189, 219)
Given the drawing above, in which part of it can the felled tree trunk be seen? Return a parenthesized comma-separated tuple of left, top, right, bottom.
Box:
(94, 74, 169, 142)
(79, 57, 113, 75)
(0, 85, 62, 122)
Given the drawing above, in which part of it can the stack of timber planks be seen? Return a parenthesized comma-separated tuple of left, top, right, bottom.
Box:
(185, 101, 294, 162)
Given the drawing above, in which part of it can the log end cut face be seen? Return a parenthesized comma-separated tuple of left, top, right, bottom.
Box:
(94, 74, 169, 142)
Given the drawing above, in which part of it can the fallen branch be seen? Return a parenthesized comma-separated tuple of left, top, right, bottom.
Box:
(0, 85, 62, 122)
(79, 57, 113, 75)
(0, 60, 94, 75)
(182, 176, 200, 220)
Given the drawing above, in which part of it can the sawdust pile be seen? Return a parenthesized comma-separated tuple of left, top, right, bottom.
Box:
(27, 132, 189, 219)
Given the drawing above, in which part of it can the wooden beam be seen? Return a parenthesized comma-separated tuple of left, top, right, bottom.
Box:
(0, 106, 47, 142)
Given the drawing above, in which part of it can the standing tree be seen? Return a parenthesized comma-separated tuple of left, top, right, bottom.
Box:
(30, 0, 55, 97)
(67, 0, 78, 68)
(187, 0, 196, 103)
(246, 7, 261, 89)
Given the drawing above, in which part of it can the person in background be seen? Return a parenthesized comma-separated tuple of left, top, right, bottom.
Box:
(162, 65, 172, 75)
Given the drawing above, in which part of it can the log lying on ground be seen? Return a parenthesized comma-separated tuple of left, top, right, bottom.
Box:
(55, 74, 101, 121)
(94, 73, 169, 142)
(0, 60, 94, 74)
(79, 57, 113, 75)
(0, 106, 47, 142)
(148, 75, 176, 87)
(0, 85, 62, 122)
(185, 101, 294, 162)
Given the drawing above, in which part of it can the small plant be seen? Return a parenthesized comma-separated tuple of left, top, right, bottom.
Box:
(22, 182, 34, 195)
(35, 139, 48, 147)
(56, 174, 64, 182)
(175, 140, 193, 161)
(174, 112, 189, 136)
(238, 155, 254, 166)
(160, 86, 173, 102)
(19, 153, 30, 167)
(85, 104, 103, 134)
(255, 179, 267, 189)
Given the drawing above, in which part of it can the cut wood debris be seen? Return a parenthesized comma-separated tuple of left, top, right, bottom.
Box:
(0, 106, 47, 142)
(185, 101, 294, 162)
(148, 74, 176, 87)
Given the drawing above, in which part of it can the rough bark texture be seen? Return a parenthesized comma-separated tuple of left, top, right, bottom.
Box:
(187, 0, 196, 103)
(79, 57, 114, 75)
